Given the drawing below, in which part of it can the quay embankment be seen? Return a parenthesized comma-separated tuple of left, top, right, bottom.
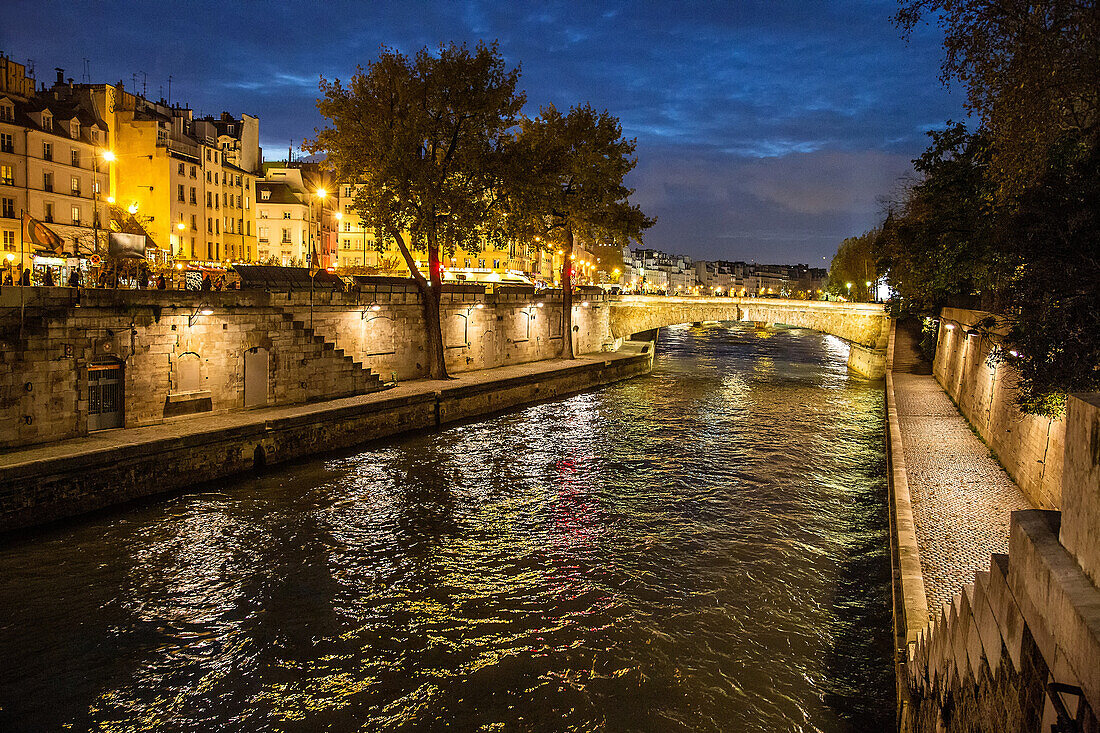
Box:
(0, 345, 653, 533)
(884, 316, 1100, 732)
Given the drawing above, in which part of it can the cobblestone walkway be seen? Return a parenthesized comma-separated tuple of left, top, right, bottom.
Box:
(891, 324, 1033, 618)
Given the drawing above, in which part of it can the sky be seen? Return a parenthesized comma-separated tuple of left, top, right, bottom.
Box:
(5, 0, 963, 265)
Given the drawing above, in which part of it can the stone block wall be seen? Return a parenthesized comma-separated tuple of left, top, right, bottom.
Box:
(0, 284, 615, 450)
(0, 288, 383, 450)
(934, 308, 1064, 509)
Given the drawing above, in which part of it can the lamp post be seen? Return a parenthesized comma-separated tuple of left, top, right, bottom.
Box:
(309, 188, 327, 331)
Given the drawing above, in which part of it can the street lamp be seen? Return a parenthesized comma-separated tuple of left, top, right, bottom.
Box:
(846, 281, 852, 300)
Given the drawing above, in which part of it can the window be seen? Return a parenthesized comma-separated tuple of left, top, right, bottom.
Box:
(44, 202, 53, 222)
(42, 142, 51, 160)
(190, 165, 197, 178)
(281, 228, 290, 243)
(343, 186, 352, 197)
(235, 175, 241, 186)
(91, 129, 100, 144)
(71, 176, 80, 195)
(259, 226, 269, 242)
(177, 184, 185, 202)
(259, 210, 268, 219)
(191, 214, 197, 229)
(215, 219, 219, 234)
(207, 217, 212, 233)
(0, 165, 12, 186)
(478, 259, 485, 268)
(206, 192, 212, 207)
(43, 171, 52, 191)
(178, 162, 185, 175)
(282, 212, 290, 219)
(2, 230, 14, 249)
(222, 192, 227, 206)
(493, 259, 500, 269)
(246, 220, 250, 236)
(207, 242, 213, 259)
(0, 104, 12, 121)
(343, 222, 351, 232)
(42, 112, 52, 129)
(1, 198, 13, 218)
(71, 205, 81, 224)
(245, 196, 250, 209)
(0, 133, 13, 153)
(238, 218, 243, 233)
(206, 171, 211, 182)
(189, 187, 197, 204)
(70, 120, 80, 139)
(205, 149, 211, 161)
(214, 195, 219, 210)
(260, 190, 270, 201)
(71, 149, 80, 167)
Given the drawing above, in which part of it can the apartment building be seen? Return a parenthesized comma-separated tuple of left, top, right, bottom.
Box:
(0, 59, 110, 273)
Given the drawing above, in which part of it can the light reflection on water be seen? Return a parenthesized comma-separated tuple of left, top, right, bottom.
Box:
(0, 323, 892, 732)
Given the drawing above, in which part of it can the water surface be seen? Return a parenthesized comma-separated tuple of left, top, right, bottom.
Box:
(0, 323, 892, 731)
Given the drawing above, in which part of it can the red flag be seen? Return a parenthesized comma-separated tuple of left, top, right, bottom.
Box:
(22, 212, 63, 254)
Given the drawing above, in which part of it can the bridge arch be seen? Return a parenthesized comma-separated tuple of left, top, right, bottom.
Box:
(607, 296, 889, 378)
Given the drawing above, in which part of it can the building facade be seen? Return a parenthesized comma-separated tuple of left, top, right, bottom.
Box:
(0, 60, 110, 279)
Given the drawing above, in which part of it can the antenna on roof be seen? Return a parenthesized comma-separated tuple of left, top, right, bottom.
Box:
(167, 74, 172, 106)
(82, 58, 90, 83)
(26, 59, 34, 77)
(140, 71, 147, 97)
(289, 139, 293, 164)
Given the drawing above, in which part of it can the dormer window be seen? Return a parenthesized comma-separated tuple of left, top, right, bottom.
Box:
(0, 102, 12, 122)
(260, 190, 271, 201)
(41, 111, 52, 129)
(70, 120, 80, 139)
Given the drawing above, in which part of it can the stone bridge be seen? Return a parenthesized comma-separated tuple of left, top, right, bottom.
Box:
(607, 295, 890, 378)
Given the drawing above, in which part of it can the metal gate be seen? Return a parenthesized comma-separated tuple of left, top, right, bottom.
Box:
(88, 361, 124, 431)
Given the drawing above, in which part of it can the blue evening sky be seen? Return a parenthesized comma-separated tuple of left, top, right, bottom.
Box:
(5, 0, 962, 264)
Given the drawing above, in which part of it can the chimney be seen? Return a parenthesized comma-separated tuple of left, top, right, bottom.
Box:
(55, 68, 64, 85)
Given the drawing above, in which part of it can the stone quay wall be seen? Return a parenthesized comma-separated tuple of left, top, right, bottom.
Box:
(0, 285, 613, 450)
(903, 396, 1100, 733)
(934, 308, 1065, 509)
(0, 348, 653, 532)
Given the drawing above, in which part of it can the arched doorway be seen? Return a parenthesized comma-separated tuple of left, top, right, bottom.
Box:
(88, 357, 124, 431)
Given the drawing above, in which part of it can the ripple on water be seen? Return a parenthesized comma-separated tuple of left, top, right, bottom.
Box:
(0, 323, 891, 732)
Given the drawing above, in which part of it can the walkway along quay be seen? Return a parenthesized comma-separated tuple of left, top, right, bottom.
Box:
(884, 312, 1100, 732)
(0, 345, 653, 532)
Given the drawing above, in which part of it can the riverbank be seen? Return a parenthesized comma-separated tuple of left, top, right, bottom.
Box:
(0, 344, 654, 533)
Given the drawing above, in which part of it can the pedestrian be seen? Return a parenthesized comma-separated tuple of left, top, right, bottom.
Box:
(43, 268, 55, 287)
(68, 269, 81, 288)
(156, 273, 166, 290)
(20, 268, 31, 286)
(3, 271, 12, 286)
(201, 273, 212, 291)
(214, 275, 225, 291)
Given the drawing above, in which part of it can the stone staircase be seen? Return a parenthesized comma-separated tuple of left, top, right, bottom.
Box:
(276, 310, 384, 401)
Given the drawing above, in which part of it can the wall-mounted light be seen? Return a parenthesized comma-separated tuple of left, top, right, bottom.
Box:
(188, 307, 214, 327)
(965, 327, 980, 337)
(944, 323, 955, 331)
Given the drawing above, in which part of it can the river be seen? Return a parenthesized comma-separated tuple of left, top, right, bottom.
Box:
(0, 323, 892, 732)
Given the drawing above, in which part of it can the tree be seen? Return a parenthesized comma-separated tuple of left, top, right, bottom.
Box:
(896, 0, 1100, 199)
(510, 104, 654, 358)
(826, 230, 877, 301)
(310, 42, 525, 378)
(992, 135, 1100, 416)
(874, 123, 1000, 313)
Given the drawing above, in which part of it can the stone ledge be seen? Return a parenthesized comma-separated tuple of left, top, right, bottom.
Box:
(1008, 509, 1100, 714)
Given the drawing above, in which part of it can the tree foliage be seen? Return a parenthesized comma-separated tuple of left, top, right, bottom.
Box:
(896, 0, 1100, 198)
(826, 230, 877, 301)
(310, 41, 525, 378)
(994, 135, 1100, 415)
(510, 104, 654, 357)
(875, 122, 999, 313)
(876, 2, 1100, 416)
